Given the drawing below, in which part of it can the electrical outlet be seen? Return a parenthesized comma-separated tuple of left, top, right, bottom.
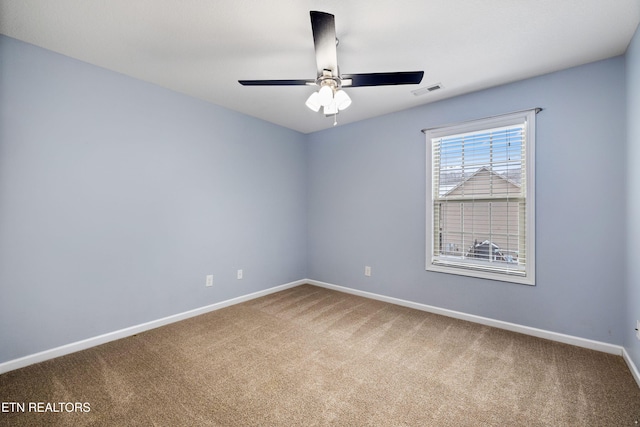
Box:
(206, 275, 213, 287)
(636, 320, 640, 340)
(364, 266, 371, 277)
(237, 269, 243, 280)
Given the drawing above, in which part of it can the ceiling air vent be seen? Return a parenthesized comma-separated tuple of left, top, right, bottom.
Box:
(412, 83, 443, 96)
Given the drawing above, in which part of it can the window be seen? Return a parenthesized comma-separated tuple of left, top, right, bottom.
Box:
(424, 109, 538, 285)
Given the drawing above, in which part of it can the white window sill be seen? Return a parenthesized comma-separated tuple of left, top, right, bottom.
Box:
(427, 262, 535, 286)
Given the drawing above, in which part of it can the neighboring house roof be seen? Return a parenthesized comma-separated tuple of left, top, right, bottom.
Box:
(443, 166, 521, 197)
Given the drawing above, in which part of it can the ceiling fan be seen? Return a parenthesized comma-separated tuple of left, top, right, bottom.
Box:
(239, 11, 424, 121)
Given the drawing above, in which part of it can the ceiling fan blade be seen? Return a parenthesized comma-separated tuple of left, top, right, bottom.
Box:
(341, 71, 424, 87)
(238, 79, 315, 86)
(310, 11, 338, 77)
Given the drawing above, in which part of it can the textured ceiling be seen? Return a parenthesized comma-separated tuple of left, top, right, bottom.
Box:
(1, 0, 639, 133)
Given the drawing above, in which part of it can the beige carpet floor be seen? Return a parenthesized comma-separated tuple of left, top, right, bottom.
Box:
(1, 284, 639, 426)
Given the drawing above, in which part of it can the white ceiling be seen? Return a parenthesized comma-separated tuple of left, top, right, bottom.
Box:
(1, 1, 639, 133)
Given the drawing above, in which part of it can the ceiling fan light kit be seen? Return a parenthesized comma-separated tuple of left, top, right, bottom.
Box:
(239, 11, 424, 123)
(306, 81, 352, 114)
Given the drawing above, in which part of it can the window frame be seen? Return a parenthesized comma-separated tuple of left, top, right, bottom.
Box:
(424, 109, 537, 286)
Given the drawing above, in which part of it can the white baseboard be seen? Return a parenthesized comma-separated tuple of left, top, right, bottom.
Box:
(622, 348, 640, 389)
(307, 279, 625, 356)
(0, 279, 305, 375)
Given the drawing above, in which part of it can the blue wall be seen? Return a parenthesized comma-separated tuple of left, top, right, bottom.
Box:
(0, 36, 308, 363)
(307, 56, 627, 344)
(626, 24, 640, 371)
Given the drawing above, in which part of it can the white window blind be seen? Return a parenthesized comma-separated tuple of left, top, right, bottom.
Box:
(424, 109, 537, 285)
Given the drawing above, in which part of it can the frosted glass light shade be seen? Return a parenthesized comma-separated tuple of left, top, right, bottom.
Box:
(318, 85, 334, 107)
(334, 90, 352, 111)
(305, 92, 321, 112)
(323, 100, 338, 115)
